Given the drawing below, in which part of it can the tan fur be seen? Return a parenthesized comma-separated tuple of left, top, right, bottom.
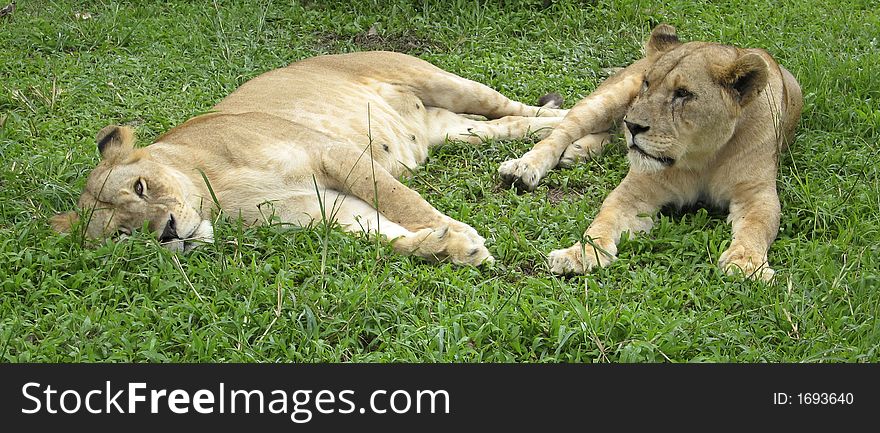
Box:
(54, 51, 568, 264)
(499, 25, 803, 281)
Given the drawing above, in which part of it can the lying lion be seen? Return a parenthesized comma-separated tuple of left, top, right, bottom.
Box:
(51, 51, 567, 266)
(498, 24, 803, 281)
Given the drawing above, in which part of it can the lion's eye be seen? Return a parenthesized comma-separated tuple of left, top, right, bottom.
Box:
(673, 88, 693, 100)
(642, 79, 649, 91)
(134, 179, 145, 197)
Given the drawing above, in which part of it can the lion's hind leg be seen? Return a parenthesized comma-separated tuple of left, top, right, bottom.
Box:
(557, 132, 612, 168)
(405, 65, 568, 119)
(425, 107, 564, 145)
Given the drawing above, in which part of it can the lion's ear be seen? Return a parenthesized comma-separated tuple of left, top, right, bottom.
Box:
(49, 211, 80, 234)
(96, 125, 136, 161)
(713, 52, 770, 107)
(646, 24, 680, 56)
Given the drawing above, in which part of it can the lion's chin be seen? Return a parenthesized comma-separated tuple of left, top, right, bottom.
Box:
(627, 149, 668, 174)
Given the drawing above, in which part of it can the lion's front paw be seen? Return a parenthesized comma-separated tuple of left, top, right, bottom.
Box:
(444, 218, 483, 243)
(392, 223, 493, 266)
(548, 242, 616, 275)
(498, 157, 544, 192)
(719, 244, 775, 282)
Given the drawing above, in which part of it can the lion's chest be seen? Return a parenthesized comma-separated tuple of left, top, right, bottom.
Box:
(657, 167, 734, 211)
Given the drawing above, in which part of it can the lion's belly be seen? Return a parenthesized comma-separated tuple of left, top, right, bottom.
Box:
(215, 73, 432, 179)
(286, 83, 430, 178)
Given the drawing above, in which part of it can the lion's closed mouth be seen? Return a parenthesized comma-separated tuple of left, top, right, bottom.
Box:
(160, 237, 199, 253)
(629, 144, 675, 166)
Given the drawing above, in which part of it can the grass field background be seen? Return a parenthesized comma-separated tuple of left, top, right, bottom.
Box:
(1, 0, 878, 362)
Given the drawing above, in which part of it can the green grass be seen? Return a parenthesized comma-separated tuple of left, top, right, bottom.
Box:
(1, 0, 878, 362)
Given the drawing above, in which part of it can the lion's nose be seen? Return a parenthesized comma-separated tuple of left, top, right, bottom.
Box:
(159, 214, 179, 242)
(625, 120, 650, 136)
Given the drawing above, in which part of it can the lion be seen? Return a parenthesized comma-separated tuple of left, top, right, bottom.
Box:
(498, 24, 803, 281)
(50, 51, 568, 266)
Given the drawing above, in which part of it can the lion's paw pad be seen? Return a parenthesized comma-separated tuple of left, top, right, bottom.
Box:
(498, 158, 543, 192)
(719, 246, 775, 282)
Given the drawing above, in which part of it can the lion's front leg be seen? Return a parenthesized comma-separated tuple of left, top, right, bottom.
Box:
(497, 127, 579, 192)
(390, 225, 494, 266)
(547, 237, 619, 275)
(498, 72, 643, 192)
(718, 185, 781, 282)
(320, 145, 492, 265)
(381, 208, 493, 266)
(548, 173, 664, 275)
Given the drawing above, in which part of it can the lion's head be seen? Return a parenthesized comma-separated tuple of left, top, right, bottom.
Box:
(50, 125, 214, 252)
(624, 24, 771, 173)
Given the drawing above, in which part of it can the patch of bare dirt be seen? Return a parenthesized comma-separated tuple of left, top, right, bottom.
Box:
(312, 27, 443, 54)
(547, 187, 583, 205)
(517, 261, 538, 276)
